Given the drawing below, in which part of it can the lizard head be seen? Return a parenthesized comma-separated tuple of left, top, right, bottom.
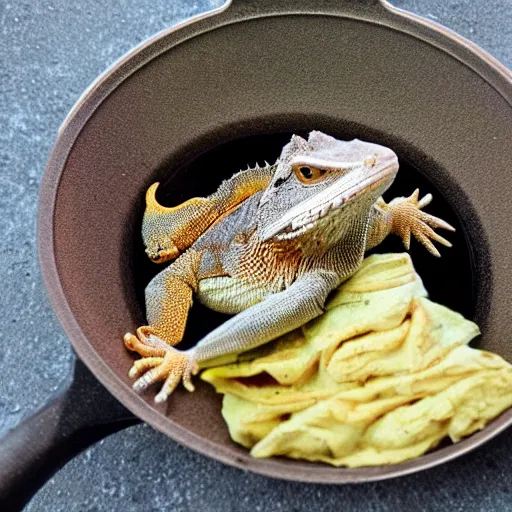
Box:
(257, 131, 399, 251)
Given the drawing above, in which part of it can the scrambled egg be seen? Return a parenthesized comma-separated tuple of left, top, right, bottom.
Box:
(201, 253, 512, 467)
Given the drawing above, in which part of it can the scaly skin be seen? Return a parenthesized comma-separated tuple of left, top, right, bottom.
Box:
(142, 165, 274, 263)
(124, 131, 455, 403)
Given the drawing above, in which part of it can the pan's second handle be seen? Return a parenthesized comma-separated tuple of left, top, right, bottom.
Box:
(225, 0, 387, 13)
(0, 360, 139, 511)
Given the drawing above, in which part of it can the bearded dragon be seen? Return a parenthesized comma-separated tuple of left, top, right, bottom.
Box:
(124, 131, 454, 403)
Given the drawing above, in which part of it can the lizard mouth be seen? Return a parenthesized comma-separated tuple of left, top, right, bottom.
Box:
(266, 164, 397, 242)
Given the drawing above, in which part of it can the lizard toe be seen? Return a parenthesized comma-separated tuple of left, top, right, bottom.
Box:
(124, 328, 168, 358)
(128, 356, 164, 379)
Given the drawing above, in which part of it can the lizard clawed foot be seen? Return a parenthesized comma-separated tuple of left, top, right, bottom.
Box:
(389, 189, 455, 257)
(124, 328, 199, 402)
(126, 340, 199, 402)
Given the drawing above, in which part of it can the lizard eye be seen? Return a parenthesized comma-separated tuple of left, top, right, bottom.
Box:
(293, 165, 328, 184)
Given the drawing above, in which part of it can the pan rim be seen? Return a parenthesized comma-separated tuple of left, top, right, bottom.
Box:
(38, 0, 512, 483)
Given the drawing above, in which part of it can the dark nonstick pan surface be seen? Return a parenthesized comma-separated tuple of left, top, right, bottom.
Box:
(2, 0, 512, 508)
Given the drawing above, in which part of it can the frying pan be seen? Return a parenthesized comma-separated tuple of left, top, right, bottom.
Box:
(2, 0, 512, 508)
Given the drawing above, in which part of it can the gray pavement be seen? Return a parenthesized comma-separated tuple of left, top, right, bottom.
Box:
(1, 0, 511, 510)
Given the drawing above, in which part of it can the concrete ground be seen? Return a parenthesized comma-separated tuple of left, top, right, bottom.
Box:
(1, 0, 511, 510)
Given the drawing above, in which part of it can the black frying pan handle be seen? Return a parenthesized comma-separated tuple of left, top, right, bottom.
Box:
(0, 360, 139, 511)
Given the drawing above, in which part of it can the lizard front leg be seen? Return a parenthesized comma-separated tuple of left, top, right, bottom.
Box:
(124, 251, 200, 402)
(366, 189, 455, 256)
(131, 270, 339, 403)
